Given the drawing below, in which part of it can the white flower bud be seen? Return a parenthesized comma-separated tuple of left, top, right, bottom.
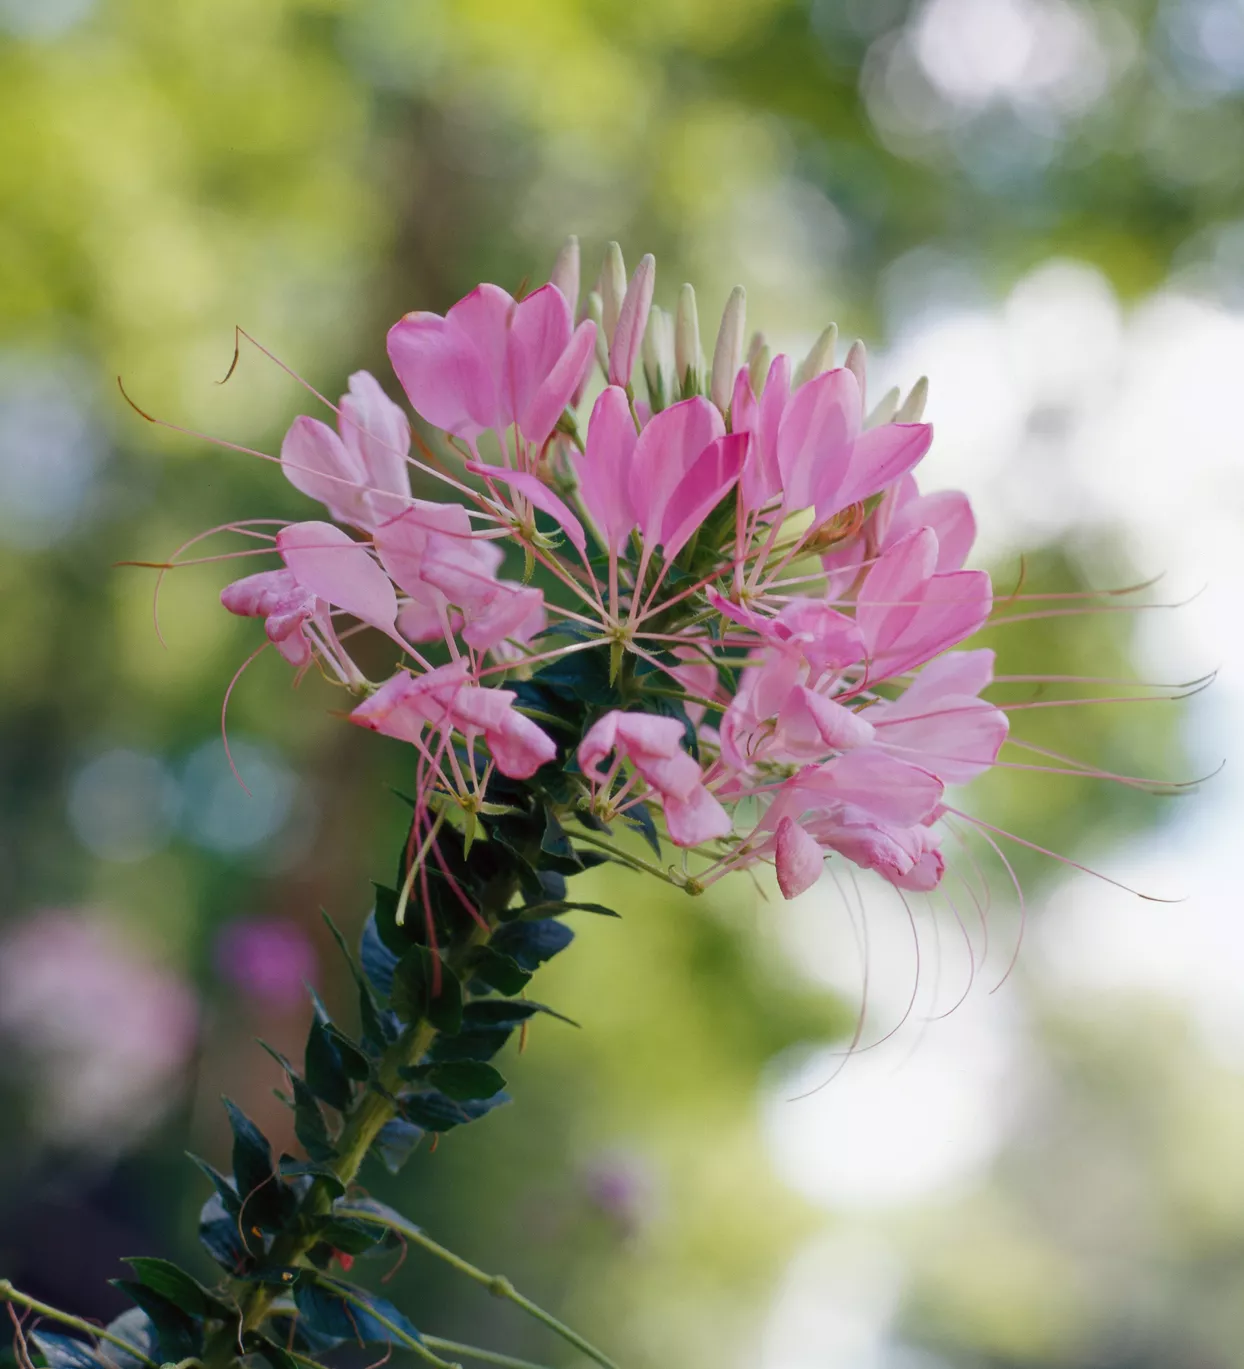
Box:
(642, 306, 675, 411)
(895, 376, 928, 423)
(844, 339, 867, 403)
(674, 283, 702, 396)
(587, 290, 609, 375)
(866, 386, 900, 429)
(748, 342, 772, 398)
(710, 285, 746, 415)
(600, 241, 627, 346)
(609, 252, 655, 389)
(550, 235, 580, 316)
(795, 323, 837, 388)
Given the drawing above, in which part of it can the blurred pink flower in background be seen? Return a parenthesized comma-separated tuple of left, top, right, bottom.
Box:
(0, 910, 198, 1152)
(214, 915, 318, 1010)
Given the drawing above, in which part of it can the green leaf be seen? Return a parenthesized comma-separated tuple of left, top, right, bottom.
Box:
(244, 1334, 302, 1369)
(425, 1061, 507, 1101)
(470, 946, 532, 996)
(109, 1280, 201, 1364)
(427, 998, 575, 1063)
(278, 1156, 346, 1198)
(491, 917, 575, 970)
(223, 1098, 294, 1233)
(30, 1333, 106, 1369)
(516, 899, 620, 919)
(103, 1309, 159, 1369)
(258, 1042, 336, 1163)
(293, 1278, 422, 1348)
(122, 1257, 229, 1320)
(308, 1216, 387, 1255)
(372, 1117, 423, 1174)
(403, 1088, 511, 1132)
(304, 1014, 354, 1113)
(360, 910, 398, 998)
(321, 910, 396, 1052)
(389, 945, 463, 1034)
(198, 1191, 251, 1274)
(540, 808, 578, 861)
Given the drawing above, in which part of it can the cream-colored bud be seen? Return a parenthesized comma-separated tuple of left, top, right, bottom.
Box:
(895, 375, 928, 423)
(710, 285, 746, 414)
(675, 283, 702, 395)
(748, 343, 772, 398)
(844, 339, 867, 402)
(794, 323, 837, 388)
(600, 242, 627, 346)
(745, 330, 767, 366)
(550, 235, 580, 315)
(866, 386, 900, 428)
(586, 290, 609, 375)
(642, 306, 675, 411)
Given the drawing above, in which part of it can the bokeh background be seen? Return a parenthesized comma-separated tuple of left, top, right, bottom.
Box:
(2, 0, 1242, 1364)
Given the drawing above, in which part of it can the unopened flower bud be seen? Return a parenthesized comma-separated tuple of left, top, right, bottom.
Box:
(609, 252, 655, 389)
(748, 342, 772, 398)
(675, 283, 702, 397)
(745, 330, 767, 366)
(586, 290, 609, 375)
(642, 305, 674, 412)
(844, 339, 867, 403)
(600, 241, 627, 346)
(866, 386, 900, 429)
(710, 285, 746, 415)
(794, 323, 837, 388)
(550, 234, 580, 316)
(895, 375, 928, 423)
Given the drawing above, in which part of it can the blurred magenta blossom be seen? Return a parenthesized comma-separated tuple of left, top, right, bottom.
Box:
(0, 910, 198, 1151)
(214, 915, 318, 1009)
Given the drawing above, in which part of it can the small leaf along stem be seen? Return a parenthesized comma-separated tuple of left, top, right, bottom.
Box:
(314, 1278, 460, 1369)
(334, 1208, 621, 1369)
(0, 1281, 160, 1368)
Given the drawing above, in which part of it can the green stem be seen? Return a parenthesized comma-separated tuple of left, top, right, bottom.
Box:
(0, 1282, 159, 1368)
(316, 1280, 459, 1369)
(569, 827, 685, 889)
(422, 1339, 555, 1369)
(335, 1208, 620, 1369)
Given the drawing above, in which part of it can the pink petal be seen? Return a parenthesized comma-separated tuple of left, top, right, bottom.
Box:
(905, 648, 996, 700)
(461, 581, 545, 651)
(628, 397, 724, 546)
(521, 318, 597, 448)
(505, 284, 572, 429)
(883, 486, 976, 571)
(816, 747, 944, 826)
(397, 596, 456, 644)
(577, 385, 638, 553)
(659, 431, 747, 560)
(776, 687, 876, 758)
(466, 462, 587, 556)
(276, 521, 398, 636)
(373, 500, 474, 599)
(775, 817, 823, 899)
(873, 693, 1008, 785)
(608, 253, 655, 388)
(280, 415, 367, 525)
(827, 421, 933, 518)
(777, 367, 860, 513)
(663, 783, 733, 848)
(338, 371, 412, 518)
(614, 712, 702, 800)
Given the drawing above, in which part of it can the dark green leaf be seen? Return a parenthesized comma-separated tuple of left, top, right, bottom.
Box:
(188, 1153, 241, 1215)
(403, 1088, 511, 1132)
(293, 1279, 421, 1348)
(109, 1281, 200, 1364)
(321, 911, 396, 1052)
(278, 1156, 346, 1198)
(372, 1117, 423, 1174)
(258, 1044, 336, 1163)
(122, 1257, 228, 1320)
(244, 1334, 302, 1369)
(103, 1309, 159, 1369)
(491, 917, 575, 970)
(622, 799, 663, 856)
(308, 1216, 386, 1255)
(30, 1333, 105, 1369)
(540, 808, 577, 861)
(427, 998, 573, 1063)
(304, 1015, 353, 1113)
(390, 945, 462, 1034)
(516, 899, 620, 919)
(360, 910, 398, 998)
(198, 1191, 251, 1274)
(425, 1061, 507, 1101)
(223, 1098, 294, 1232)
(470, 946, 532, 996)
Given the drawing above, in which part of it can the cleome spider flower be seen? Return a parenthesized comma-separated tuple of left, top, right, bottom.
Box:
(157, 238, 1186, 949)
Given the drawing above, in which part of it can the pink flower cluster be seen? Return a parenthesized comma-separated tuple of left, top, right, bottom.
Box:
(218, 239, 1009, 902)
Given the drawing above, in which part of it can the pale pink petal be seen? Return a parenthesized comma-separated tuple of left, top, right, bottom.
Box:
(775, 817, 823, 899)
(338, 371, 412, 521)
(465, 462, 587, 556)
(776, 687, 876, 759)
(855, 527, 940, 657)
(873, 693, 1008, 784)
(280, 415, 367, 525)
(904, 648, 996, 701)
(521, 318, 597, 447)
(276, 522, 398, 635)
(608, 254, 655, 388)
(885, 487, 975, 570)
(461, 582, 545, 651)
(815, 747, 944, 826)
(386, 310, 493, 441)
(397, 597, 456, 644)
(663, 783, 732, 847)
(614, 713, 701, 800)
(578, 711, 622, 782)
